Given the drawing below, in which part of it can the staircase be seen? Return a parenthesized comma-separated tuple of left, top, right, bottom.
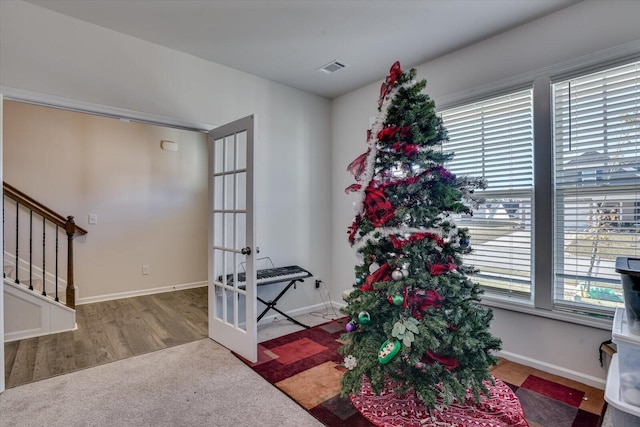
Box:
(3, 182, 87, 342)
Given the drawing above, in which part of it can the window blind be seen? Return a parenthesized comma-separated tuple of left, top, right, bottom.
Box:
(553, 61, 640, 312)
(441, 89, 534, 297)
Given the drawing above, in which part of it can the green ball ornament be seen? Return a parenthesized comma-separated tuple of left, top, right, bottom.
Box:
(358, 311, 371, 324)
(392, 294, 404, 306)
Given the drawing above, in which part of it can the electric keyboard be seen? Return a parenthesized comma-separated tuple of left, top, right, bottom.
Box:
(222, 265, 312, 287)
(217, 265, 313, 329)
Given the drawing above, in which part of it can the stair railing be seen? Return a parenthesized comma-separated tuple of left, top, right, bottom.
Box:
(2, 182, 87, 309)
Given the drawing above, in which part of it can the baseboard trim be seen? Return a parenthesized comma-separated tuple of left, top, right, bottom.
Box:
(76, 281, 207, 305)
(497, 349, 606, 390)
(257, 301, 342, 325)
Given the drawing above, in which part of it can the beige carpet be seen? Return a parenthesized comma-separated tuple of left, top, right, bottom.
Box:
(0, 338, 324, 427)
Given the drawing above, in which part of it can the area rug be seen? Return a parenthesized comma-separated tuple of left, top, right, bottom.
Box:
(234, 319, 606, 427)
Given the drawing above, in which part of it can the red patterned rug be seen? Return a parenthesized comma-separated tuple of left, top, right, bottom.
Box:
(234, 319, 606, 427)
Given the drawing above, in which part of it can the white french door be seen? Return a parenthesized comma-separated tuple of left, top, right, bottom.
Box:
(208, 115, 257, 362)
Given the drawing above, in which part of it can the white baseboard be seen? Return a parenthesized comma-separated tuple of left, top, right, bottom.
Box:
(497, 349, 606, 390)
(76, 281, 207, 305)
(257, 301, 343, 325)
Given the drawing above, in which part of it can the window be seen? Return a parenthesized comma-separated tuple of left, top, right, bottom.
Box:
(437, 57, 640, 321)
(440, 89, 534, 298)
(553, 62, 640, 313)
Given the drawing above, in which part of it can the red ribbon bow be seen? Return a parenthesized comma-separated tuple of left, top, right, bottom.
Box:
(364, 185, 394, 226)
(347, 150, 369, 181)
(378, 61, 402, 108)
(404, 289, 443, 319)
(347, 215, 362, 244)
(425, 351, 459, 371)
(390, 232, 444, 250)
(360, 262, 392, 291)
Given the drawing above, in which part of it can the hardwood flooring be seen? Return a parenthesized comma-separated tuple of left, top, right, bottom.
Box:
(4, 286, 208, 389)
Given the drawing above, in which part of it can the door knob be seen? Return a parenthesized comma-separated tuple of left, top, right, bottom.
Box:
(241, 247, 252, 255)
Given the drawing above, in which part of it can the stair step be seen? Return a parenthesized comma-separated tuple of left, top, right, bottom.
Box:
(22, 278, 43, 290)
(4, 265, 14, 277)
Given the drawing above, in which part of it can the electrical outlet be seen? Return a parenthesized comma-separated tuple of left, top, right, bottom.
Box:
(315, 279, 321, 289)
(88, 213, 98, 225)
(142, 265, 150, 275)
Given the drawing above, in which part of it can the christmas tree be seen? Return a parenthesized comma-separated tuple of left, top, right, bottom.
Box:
(340, 61, 502, 409)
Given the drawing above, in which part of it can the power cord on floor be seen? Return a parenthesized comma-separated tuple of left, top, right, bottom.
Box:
(309, 280, 343, 322)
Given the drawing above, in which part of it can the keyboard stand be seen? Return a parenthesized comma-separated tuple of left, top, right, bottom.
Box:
(256, 277, 310, 329)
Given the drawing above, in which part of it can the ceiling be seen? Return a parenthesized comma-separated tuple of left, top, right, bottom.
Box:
(26, 0, 581, 99)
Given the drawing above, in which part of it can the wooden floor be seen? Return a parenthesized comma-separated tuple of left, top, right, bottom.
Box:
(4, 286, 208, 389)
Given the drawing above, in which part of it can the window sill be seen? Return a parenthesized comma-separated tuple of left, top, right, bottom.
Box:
(480, 294, 613, 331)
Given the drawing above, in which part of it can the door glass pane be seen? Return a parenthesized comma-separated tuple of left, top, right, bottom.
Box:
(225, 251, 236, 289)
(225, 135, 235, 172)
(214, 284, 225, 322)
(237, 293, 247, 331)
(236, 172, 246, 210)
(214, 138, 224, 173)
(214, 213, 223, 247)
(236, 213, 246, 249)
(224, 213, 234, 250)
(214, 175, 223, 210)
(214, 248, 224, 284)
(224, 175, 234, 210)
(236, 131, 247, 170)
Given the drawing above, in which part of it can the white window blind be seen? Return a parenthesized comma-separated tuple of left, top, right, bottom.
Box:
(441, 89, 534, 297)
(553, 61, 640, 312)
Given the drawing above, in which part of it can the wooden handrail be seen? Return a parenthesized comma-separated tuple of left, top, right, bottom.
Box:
(3, 181, 87, 309)
(3, 182, 88, 235)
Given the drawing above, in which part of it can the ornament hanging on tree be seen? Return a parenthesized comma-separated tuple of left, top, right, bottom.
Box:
(369, 262, 380, 273)
(378, 339, 401, 364)
(358, 311, 371, 324)
(391, 269, 403, 281)
(346, 321, 358, 332)
(344, 355, 358, 370)
(391, 294, 404, 306)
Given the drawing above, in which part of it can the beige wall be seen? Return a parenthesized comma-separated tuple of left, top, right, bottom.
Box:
(3, 100, 209, 301)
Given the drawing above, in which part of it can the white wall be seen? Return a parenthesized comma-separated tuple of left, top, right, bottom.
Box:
(331, 0, 640, 387)
(0, 1, 332, 312)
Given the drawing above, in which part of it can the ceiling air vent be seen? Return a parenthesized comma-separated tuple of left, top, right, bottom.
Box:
(317, 60, 347, 74)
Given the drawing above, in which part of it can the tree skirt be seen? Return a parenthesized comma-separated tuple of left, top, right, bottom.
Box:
(350, 376, 529, 427)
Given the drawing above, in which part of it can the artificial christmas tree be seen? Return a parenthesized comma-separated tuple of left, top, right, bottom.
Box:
(340, 61, 506, 415)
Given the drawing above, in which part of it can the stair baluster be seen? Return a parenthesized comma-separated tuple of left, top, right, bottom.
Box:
(55, 225, 59, 302)
(42, 216, 46, 297)
(15, 201, 19, 284)
(29, 210, 33, 290)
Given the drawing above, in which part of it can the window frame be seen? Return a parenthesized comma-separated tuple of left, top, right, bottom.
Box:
(434, 42, 640, 331)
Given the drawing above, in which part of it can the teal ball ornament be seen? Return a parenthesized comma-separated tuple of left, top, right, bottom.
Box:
(358, 311, 371, 324)
(392, 294, 404, 306)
